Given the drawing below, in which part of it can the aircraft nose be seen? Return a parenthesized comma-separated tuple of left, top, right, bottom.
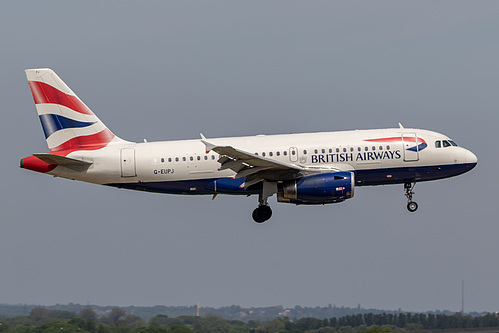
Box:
(465, 149, 477, 164)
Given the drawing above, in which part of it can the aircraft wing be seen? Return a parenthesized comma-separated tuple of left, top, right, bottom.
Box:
(202, 136, 325, 188)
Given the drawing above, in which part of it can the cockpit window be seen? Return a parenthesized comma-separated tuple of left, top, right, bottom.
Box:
(436, 139, 458, 148)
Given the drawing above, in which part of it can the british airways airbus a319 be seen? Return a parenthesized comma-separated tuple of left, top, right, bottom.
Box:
(20, 69, 477, 223)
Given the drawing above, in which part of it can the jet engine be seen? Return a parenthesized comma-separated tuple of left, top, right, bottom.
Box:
(277, 172, 355, 205)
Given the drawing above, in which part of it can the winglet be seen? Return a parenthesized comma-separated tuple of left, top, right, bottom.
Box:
(398, 122, 405, 129)
(200, 134, 216, 153)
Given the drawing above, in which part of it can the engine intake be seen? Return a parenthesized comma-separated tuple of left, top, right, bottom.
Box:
(277, 172, 355, 205)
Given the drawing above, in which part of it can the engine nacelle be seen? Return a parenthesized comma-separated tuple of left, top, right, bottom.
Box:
(277, 172, 355, 205)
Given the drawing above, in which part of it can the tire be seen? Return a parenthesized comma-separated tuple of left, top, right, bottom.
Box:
(252, 206, 272, 223)
(252, 209, 265, 223)
(407, 201, 418, 212)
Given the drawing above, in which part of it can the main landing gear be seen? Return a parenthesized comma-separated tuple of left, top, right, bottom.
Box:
(404, 182, 418, 212)
(252, 181, 277, 223)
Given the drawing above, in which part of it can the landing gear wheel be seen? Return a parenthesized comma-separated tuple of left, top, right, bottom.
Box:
(407, 201, 418, 212)
(252, 205, 272, 223)
(404, 182, 418, 213)
(252, 209, 263, 223)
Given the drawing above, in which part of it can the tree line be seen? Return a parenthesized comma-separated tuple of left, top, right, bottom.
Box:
(0, 307, 498, 333)
(0, 304, 490, 323)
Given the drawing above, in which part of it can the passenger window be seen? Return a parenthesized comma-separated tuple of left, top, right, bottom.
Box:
(168, 158, 172, 163)
(329, 148, 332, 153)
(336, 148, 340, 153)
(379, 146, 383, 150)
(372, 146, 376, 151)
(211, 155, 215, 160)
(269, 152, 273, 157)
(204, 156, 208, 160)
(182, 157, 186, 162)
(276, 151, 280, 156)
(443, 140, 451, 147)
(161, 158, 165, 163)
(350, 147, 354, 152)
(303, 150, 307, 154)
(365, 147, 368, 151)
(314, 149, 318, 154)
(343, 148, 346, 152)
(283, 151, 287, 156)
(358, 147, 361, 151)
(292, 150, 296, 155)
(190, 156, 193, 161)
(262, 152, 266, 157)
(386, 145, 390, 150)
(321, 149, 325, 154)
(197, 156, 200, 161)
(175, 157, 179, 162)
(435, 141, 441, 148)
(255, 152, 258, 155)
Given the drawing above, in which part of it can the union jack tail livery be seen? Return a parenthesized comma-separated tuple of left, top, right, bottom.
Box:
(20, 68, 477, 223)
(25, 68, 124, 152)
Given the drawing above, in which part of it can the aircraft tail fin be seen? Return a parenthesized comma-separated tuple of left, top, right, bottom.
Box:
(25, 68, 125, 152)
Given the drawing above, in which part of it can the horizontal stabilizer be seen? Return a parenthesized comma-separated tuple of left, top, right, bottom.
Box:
(33, 153, 93, 168)
(33, 154, 93, 166)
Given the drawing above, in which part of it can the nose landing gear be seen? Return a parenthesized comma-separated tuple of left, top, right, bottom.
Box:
(404, 182, 418, 212)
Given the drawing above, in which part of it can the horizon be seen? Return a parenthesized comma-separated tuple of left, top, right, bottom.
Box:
(0, 302, 490, 315)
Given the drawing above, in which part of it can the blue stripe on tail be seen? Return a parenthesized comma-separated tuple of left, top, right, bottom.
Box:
(39, 114, 96, 138)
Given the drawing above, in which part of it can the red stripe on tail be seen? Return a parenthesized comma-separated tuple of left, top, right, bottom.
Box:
(28, 81, 94, 115)
(49, 128, 115, 152)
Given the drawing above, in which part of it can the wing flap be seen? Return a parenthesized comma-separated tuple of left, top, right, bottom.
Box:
(236, 166, 273, 179)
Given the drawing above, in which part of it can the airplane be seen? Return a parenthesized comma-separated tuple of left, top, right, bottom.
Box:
(20, 68, 477, 223)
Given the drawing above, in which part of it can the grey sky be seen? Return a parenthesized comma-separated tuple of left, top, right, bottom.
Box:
(1, 1, 497, 313)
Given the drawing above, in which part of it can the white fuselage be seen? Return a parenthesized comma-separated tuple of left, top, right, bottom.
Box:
(50, 127, 476, 196)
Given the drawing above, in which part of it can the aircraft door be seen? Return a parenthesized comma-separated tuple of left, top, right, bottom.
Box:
(289, 147, 298, 162)
(121, 148, 136, 177)
(402, 133, 419, 162)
